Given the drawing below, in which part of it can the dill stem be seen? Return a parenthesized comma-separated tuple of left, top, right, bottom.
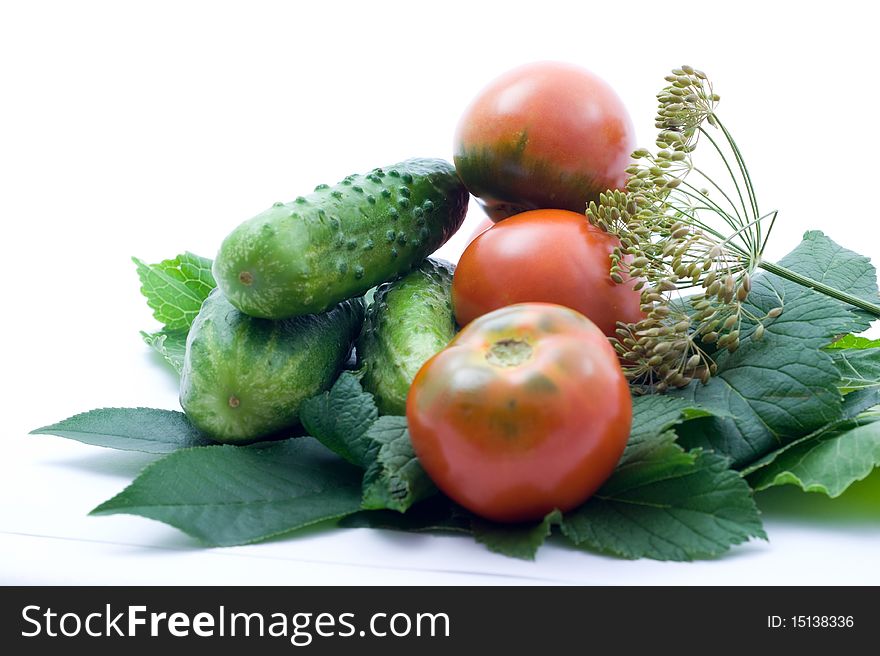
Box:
(757, 260, 880, 316)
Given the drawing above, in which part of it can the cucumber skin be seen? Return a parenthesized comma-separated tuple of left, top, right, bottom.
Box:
(357, 258, 457, 415)
(180, 289, 364, 443)
(214, 158, 469, 319)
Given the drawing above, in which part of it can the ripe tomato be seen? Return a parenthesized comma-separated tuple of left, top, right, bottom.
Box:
(454, 61, 635, 221)
(407, 303, 632, 523)
(451, 209, 643, 336)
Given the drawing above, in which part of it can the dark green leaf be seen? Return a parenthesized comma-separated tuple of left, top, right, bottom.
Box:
(774, 230, 880, 322)
(301, 374, 435, 513)
(30, 407, 212, 453)
(299, 372, 379, 467)
(91, 438, 363, 546)
(340, 496, 472, 534)
(739, 385, 880, 477)
(623, 395, 719, 465)
(361, 416, 437, 512)
(561, 446, 765, 561)
(471, 510, 561, 561)
(841, 386, 880, 417)
(140, 328, 188, 373)
(672, 232, 879, 467)
(747, 416, 880, 497)
(134, 252, 216, 332)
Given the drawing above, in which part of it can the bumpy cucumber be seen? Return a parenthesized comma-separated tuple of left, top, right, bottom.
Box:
(357, 258, 457, 415)
(180, 289, 364, 443)
(214, 158, 469, 319)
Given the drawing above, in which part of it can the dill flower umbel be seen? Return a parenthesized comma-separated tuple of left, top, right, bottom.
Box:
(587, 66, 880, 392)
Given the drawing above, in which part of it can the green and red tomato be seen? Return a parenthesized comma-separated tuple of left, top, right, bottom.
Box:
(454, 61, 636, 221)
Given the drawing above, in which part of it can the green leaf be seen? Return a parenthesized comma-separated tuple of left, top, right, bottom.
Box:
(672, 231, 880, 467)
(747, 417, 880, 497)
(140, 328, 188, 373)
(91, 438, 363, 546)
(471, 510, 561, 561)
(740, 386, 880, 477)
(299, 372, 379, 468)
(561, 446, 765, 561)
(134, 252, 216, 332)
(623, 395, 718, 465)
(301, 374, 435, 513)
(346, 499, 560, 561)
(340, 496, 472, 534)
(828, 347, 880, 392)
(825, 334, 880, 350)
(361, 416, 437, 512)
(30, 407, 212, 453)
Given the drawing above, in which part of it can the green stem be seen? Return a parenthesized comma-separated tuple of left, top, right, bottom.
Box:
(675, 180, 742, 233)
(714, 116, 761, 238)
(758, 260, 880, 316)
(697, 127, 752, 247)
(691, 166, 745, 226)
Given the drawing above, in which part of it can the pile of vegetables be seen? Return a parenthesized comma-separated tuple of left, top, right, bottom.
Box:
(33, 63, 880, 561)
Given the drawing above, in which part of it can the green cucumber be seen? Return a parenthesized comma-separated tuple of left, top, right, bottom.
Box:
(180, 289, 364, 443)
(357, 258, 457, 415)
(214, 158, 469, 319)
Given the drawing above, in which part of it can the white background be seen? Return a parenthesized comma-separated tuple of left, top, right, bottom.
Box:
(2, 0, 879, 584)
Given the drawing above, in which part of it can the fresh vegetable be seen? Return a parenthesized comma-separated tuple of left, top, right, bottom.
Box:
(406, 303, 632, 522)
(40, 228, 880, 559)
(180, 290, 364, 443)
(451, 209, 643, 336)
(453, 61, 635, 221)
(31, 64, 880, 564)
(357, 257, 457, 415)
(213, 158, 468, 319)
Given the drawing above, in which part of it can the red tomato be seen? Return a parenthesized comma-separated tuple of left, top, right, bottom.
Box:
(451, 209, 643, 336)
(454, 61, 635, 221)
(407, 303, 632, 523)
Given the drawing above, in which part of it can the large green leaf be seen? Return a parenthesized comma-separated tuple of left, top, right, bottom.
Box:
(747, 417, 880, 497)
(91, 438, 363, 546)
(31, 407, 212, 453)
(561, 446, 765, 561)
(673, 231, 880, 467)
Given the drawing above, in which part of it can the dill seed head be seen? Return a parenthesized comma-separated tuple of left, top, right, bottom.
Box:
(585, 65, 775, 392)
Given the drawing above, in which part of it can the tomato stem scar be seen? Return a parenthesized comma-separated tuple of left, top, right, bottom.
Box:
(486, 339, 533, 367)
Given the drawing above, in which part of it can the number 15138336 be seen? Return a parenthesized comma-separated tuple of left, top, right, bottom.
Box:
(768, 616, 854, 629)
